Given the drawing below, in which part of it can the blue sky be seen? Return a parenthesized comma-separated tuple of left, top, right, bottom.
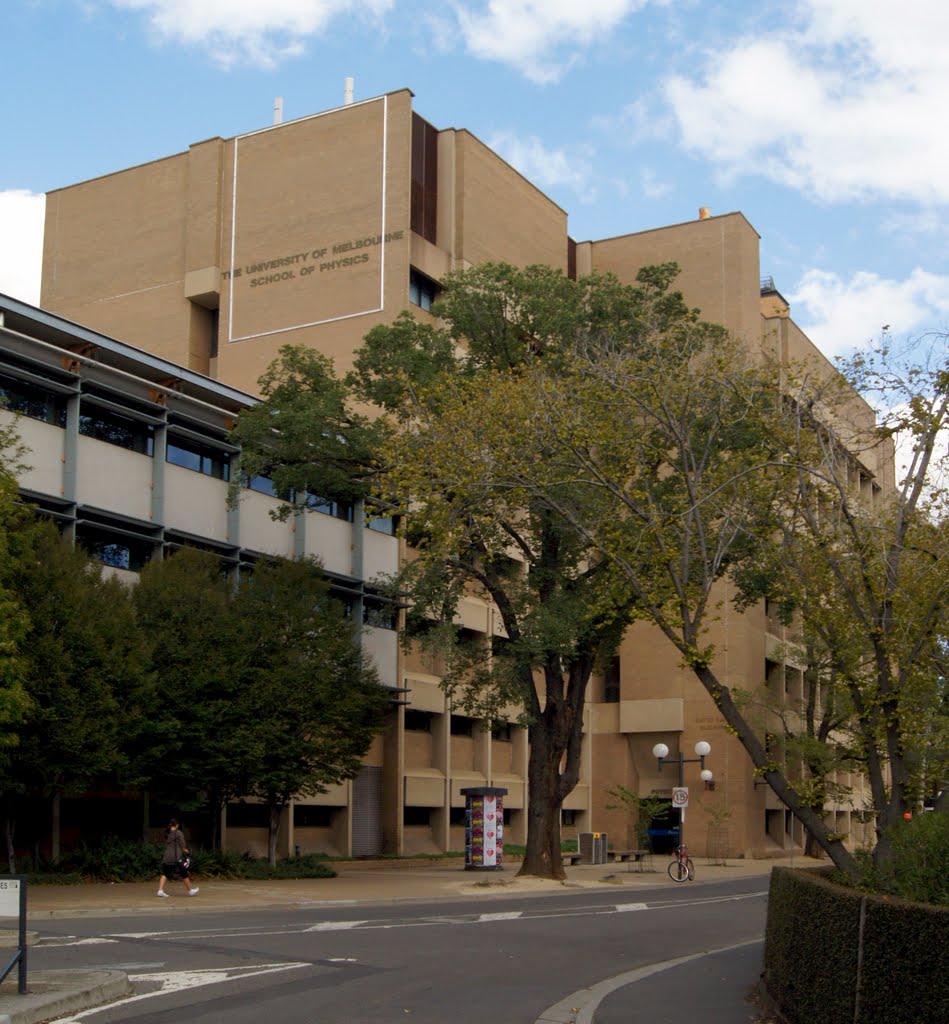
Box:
(2, 0, 947, 360)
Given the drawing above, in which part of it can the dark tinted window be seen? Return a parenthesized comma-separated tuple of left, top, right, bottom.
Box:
(79, 404, 154, 455)
(167, 437, 230, 480)
(0, 373, 67, 427)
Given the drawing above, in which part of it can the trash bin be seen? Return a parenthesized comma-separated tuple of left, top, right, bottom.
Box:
(461, 787, 507, 870)
(578, 831, 609, 864)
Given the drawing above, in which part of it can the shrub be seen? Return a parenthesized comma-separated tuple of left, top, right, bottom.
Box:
(5, 839, 337, 883)
(764, 866, 949, 1024)
(836, 812, 949, 905)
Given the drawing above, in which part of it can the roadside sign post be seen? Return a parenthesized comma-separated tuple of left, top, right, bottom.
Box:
(0, 876, 27, 994)
(653, 741, 714, 851)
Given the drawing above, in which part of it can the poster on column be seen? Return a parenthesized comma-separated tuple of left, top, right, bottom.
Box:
(483, 795, 498, 866)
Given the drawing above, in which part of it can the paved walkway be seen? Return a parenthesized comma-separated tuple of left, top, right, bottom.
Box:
(0, 855, 800, 1023)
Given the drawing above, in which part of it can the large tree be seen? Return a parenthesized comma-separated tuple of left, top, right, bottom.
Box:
(130, 548, 256, 846)
(350, 265, 720, 879)
(437, 307, 948, 874)
(0, 416, 37, 867)
(234, 557, 389, 865)
(1, 523, 144, 866)
(755, 334, 949, 862)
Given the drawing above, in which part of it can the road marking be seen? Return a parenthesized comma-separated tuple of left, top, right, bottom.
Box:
(42, 937, 120, 947)
(101, 891, 767, 943)
(534, 938, 763, 1024)
(305, 919, 369, 931)
(48, 962, 313, 1021)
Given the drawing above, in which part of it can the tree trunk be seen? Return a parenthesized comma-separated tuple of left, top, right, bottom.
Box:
(693, 664, 859, 878)
(267, 800, 280, 867)
(519, 718, 567, 880)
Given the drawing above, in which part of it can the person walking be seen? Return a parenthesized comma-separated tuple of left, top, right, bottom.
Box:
(157, 818, 199, 897)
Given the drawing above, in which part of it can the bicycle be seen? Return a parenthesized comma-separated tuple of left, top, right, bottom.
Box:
(667, 844, 695, 882)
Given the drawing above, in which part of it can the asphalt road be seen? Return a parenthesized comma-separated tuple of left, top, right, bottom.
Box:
(31, 877, 770, 1023)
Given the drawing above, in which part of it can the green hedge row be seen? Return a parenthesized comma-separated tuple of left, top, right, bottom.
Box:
(6, 837, 336, 883)
(764, 867, 949, 1024)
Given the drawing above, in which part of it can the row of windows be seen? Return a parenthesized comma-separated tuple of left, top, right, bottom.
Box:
(246, 480, 395, 533)
(403, 710, 515, 740)
(2, 374, 233, 482)
(227, 802, 335, 829)
(71, 524, 398, 633)
(0, 373, 68, 426)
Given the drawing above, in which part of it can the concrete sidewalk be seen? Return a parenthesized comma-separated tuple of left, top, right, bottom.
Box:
(0, 855, 796, 1024)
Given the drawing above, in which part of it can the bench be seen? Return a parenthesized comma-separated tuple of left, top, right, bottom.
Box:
(609, 849, 649, 863)
(564, 850, 651, 867)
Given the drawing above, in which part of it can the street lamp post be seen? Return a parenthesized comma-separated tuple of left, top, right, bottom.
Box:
(652, 740, 713, 849)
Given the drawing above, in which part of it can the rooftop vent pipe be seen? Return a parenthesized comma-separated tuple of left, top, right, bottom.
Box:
(273, 97, 284, 125)
(344, 77, 354, 105)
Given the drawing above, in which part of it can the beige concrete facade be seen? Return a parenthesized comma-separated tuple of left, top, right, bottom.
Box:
(37, 89, 892, 861)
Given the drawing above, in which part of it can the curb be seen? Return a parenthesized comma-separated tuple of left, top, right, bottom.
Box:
(0, 970, 131, 1024)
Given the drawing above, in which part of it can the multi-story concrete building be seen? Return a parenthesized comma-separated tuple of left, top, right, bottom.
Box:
(34, 88, 891, 859)
(0, 294, 403, 857)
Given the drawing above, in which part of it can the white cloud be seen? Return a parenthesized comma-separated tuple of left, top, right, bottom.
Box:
(453, 0, 650, 83)
(107, 0, 394, 68)
(487, 132, 595, 202)
(0, 191, 45, 306)
(663, 0, 949, 204)
(639, 167, 672, 200)
(789, 267, 949, 359)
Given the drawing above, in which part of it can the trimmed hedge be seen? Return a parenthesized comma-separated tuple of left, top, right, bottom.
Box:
(764, 867, 949, 1024)
(5, 838, 336, 883)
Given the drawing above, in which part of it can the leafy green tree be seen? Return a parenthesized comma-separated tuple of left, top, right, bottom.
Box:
(350, 264, 692, 879)
(228, 345, 385, 518)
(0, 417, 36, 867)
(443, 299, 947, 874)
(605, 785, 667, 850)
(234, 557, 389, 865)
(380, 263, 883, 874)
(132, 549, 390, 858)
(754, 335, 949, 864)
(2, 523, 145, 865)
(130, 548, 255, 847)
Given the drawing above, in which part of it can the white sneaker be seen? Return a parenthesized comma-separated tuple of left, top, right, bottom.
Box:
(157, 890, 169, 898)
(188, 887, 199, 896)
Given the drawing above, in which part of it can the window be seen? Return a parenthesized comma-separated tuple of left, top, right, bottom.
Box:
(367, 515, 395, 535)
(404, 709, 434, 732)
(409, 270, 439, 312)
(491, 722, 512, 742)
(79, 404, 154, 455)
(561, 809, 580, 827)
(243, 473, 279, 497)
(403, 806, 432, 827)
(305, 494, 355, 521)
(293, 805, 334, 828)
(0, 373, 67, 427)
(77, 526, 153, 571)
(226, 802, 270, 828)
(167, 436, 230, 480)
(364, 596, 397, 630)
(450, 715, 474, 737)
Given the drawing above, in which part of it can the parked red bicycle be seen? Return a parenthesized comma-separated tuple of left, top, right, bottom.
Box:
(668, 843, 695, 882)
